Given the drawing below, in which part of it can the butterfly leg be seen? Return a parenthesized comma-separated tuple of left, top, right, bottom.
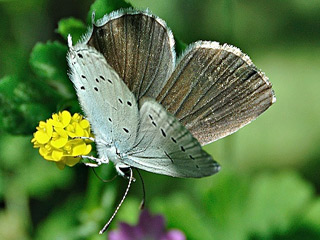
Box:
(81, 155, 109, 167)
(115, 163, 136, 181)
(72, 136, 95, 141)
(115, 163, 130, 177)
(72, 136, 111, 147)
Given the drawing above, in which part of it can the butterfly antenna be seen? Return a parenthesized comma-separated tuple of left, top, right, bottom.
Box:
(135, 169, 146, 209)
(99, 167, 133, 234)
(91, 167, 118, 183)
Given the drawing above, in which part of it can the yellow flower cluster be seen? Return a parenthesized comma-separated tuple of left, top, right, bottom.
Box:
(32, 111, 92, 169)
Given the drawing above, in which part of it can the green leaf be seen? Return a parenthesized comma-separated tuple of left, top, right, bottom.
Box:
(29, 41, 74, 98)
(0, 170, 4, 199)
(57, 18, 87, 44)
(116, 198, 140, 225)
(87, 0, 132, 24)
(30, 41, 67, 80)
(77, 180, 118, 236)
(152, 192, 214, 240)
(0, 75, 59, 105)
(195, 171, 317, 240)
(175, 37, 187, 56)
(0, 102, 51, 134)
(271, 225, 320, 240)
(34, 196, 84, 240)
(151, 170, 317, 240)
(0, 75, 56, 134)
(198, 171, 251, 240)
(303, 198, 320, 230)
(0, 75, 19, 102)
(0, 134, 74, 196)
(246, 171, 314, 237)
(57, 98, 82, 114)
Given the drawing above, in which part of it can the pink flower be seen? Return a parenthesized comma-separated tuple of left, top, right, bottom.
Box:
(109, 210, 185, 240)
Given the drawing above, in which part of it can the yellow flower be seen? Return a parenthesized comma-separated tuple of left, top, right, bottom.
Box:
(32, 111, 93, 169)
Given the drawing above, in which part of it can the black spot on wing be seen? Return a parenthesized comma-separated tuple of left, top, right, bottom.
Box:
(161, 128, 166, 137)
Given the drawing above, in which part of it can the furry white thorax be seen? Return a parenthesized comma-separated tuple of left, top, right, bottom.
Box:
(96, 140, 129, 170)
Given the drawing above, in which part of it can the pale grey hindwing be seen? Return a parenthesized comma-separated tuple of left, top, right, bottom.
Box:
(124, 98, 220, 178)
(85, 9, 176, 100)
(156, 41, 276, 146)
(67, 44, 139, 152)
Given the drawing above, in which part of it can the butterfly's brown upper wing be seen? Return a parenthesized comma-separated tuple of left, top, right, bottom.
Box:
(85, 10, 175, 101)
(156, 41, 275, 145)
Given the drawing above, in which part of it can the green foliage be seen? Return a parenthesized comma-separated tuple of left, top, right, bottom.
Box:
(57, 18, 87, 44)
(152, 171, 320, 240)
(0, 75, 56, 134)
(0, 40, 75, 134)
(34, 196, 84, 240)
(87, 0, 132, 23)
(29, 41, 74, 97)
(0, 0, 319, 239)
(246, 172, 313, 237)
(174, 37, 187, 56)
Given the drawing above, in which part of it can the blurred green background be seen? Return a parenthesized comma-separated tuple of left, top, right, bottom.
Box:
(0, 0, 320, 239)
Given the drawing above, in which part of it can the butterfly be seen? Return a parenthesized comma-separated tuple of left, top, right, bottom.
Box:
(67, 9, 275, 233)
